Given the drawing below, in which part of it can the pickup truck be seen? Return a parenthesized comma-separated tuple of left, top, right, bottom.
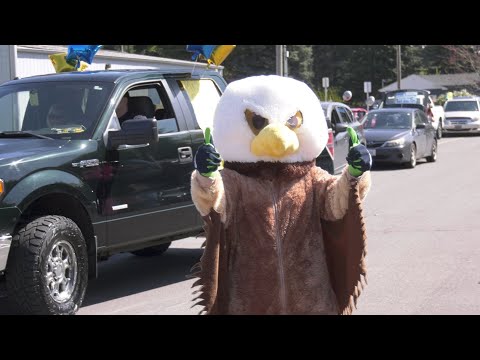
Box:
(381, 89, 444, 139)
(0, 69, 227, 314)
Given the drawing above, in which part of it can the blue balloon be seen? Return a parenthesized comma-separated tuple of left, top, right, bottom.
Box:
(66, 45, 102, 67)
(186, 45, 216, 61)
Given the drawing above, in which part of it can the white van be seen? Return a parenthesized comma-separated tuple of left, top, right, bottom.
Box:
(443, 96, 480, 135)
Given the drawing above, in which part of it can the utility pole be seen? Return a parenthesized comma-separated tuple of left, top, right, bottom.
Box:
(283, 45, 289, 77)
(276, 45, 284, 76)
(396, 45, 401, 90)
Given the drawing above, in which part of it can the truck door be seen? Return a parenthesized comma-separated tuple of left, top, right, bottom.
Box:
(166, 77, 226, 226)
(106, 80, 198, 249)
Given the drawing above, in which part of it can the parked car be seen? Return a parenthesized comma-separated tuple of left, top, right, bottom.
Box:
(317, 102, 366, 174)
(381, 89, 445, 139)
(443, 96, 480, 135)
(363, 108, 437, 168)
(0, 69, 228, 314)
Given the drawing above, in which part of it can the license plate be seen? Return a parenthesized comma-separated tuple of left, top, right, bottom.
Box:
(368, 149, 376, 156)
(455, 125, 463, 129)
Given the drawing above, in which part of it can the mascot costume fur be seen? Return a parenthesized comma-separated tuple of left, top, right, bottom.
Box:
(190, 75, 372, 315)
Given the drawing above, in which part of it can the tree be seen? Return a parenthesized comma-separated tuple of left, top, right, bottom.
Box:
(287, 45, 315, 88)
(443, 45, 480, 73)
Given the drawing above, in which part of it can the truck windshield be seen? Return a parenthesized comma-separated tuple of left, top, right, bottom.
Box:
(0, 81, 114, 139)
(445, 101, 479, 112)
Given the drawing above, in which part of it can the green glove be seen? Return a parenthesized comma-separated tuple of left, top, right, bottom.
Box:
(346, 127, 372, 177)
(194, 127, 222, 178)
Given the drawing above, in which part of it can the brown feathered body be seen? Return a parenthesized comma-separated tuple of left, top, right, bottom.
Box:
(191, 161, 370, 315)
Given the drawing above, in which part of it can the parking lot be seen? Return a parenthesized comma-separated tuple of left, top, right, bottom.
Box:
(2, 135, 479, 315)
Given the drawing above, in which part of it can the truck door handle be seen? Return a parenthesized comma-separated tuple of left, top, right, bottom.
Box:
(178, 147, 193, 163)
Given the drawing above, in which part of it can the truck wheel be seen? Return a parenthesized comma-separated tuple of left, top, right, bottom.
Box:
(131, 242, 171, 257)
(6, 216, 88, 315)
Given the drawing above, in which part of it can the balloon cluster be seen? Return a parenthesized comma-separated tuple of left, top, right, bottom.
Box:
(186, 45, 236, 66)
(49, 45, 102, 73)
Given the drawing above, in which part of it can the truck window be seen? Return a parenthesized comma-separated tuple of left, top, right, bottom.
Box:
(178, 79, 222, 130)
(124, 83, 179, 133)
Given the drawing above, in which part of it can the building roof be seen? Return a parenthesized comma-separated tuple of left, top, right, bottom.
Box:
(17, 45, 221, 70)
(421, 73, 480, 87)
(379, 73, 480, 92)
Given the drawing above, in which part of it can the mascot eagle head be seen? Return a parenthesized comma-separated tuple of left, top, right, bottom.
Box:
(212, 75, 328, 164)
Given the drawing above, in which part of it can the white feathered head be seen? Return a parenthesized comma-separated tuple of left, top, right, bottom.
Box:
(212, 75, 328, 163)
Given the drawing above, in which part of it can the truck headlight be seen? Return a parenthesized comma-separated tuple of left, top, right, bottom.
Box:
(383, 138, 405, 147)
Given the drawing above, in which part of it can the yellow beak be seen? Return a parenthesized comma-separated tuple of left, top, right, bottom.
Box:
(251, 123, 299, 158)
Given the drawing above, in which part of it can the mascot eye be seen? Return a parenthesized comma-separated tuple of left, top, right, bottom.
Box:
(286, 111, 303, 130)
(245, 109, 268, 135)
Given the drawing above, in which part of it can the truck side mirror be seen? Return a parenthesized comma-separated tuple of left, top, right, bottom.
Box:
(107, 118, 159, 150)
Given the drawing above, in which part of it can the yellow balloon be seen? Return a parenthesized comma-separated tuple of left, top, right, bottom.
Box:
(49, 53, 89, 73)
(208, 45, 236, 66)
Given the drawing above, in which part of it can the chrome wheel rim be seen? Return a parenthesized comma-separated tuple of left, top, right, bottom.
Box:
(45, 240, 77, 303)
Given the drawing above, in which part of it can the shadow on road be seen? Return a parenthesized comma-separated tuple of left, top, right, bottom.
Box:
(371, 159, 431, 172)
(82, 247, 203, 307)
(0, 245, 203, 314)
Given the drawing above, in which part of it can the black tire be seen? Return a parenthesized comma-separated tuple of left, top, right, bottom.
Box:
(6, 216, 88, 315)
(131, 242, 171, 257)
(437, 121, 443, 139)
(426, 139, 438, 162)
(406, 143, 417, 169)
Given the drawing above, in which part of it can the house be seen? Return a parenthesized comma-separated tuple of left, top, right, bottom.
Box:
(379, 73, 480, 96)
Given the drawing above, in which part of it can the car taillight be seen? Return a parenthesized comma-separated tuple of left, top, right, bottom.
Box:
(326, 129, 334, 159)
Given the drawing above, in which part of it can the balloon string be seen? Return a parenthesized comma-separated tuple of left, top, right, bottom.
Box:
(191, 56, 198, 76)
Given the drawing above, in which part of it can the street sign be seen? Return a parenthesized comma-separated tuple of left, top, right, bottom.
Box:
(364, 81, 372, 93)
(322, 77, 329, 88)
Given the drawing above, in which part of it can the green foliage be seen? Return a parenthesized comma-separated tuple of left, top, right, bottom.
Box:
(109, 45, 479, 102)
(316, 87, 343, 102)
(436, 89, 473, 106)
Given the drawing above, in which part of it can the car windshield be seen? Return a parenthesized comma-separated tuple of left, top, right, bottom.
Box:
(363, 112, 412, 129)
(0, 81, 114, 139)
(445, 101, 479, 112)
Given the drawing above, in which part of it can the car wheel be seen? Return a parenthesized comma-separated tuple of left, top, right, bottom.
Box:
(406, 143, 417, 168)
(131, 242, 171, 257)
(437, 121, 443, 139)
(426, 139, 437, 162)
(6, 216, 88, 315)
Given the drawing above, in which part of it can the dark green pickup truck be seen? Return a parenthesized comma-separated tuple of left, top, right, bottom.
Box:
(0, 69, 227, 314)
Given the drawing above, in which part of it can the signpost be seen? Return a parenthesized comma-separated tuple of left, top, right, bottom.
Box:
(364, 81, 372, 110)
(322, 77, 329, 101)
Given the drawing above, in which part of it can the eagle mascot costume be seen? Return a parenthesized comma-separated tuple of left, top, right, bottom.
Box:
(190, 75, 372, 315)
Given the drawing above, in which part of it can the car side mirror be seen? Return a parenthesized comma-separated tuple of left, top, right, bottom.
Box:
(107, 118, 158, 150)
(335, 122, 348, 133)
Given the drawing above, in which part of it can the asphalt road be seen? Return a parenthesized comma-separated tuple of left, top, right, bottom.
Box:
(2, 135, 479, 315)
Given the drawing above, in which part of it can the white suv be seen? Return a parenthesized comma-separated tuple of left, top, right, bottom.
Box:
(443, 96, 480, 135)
